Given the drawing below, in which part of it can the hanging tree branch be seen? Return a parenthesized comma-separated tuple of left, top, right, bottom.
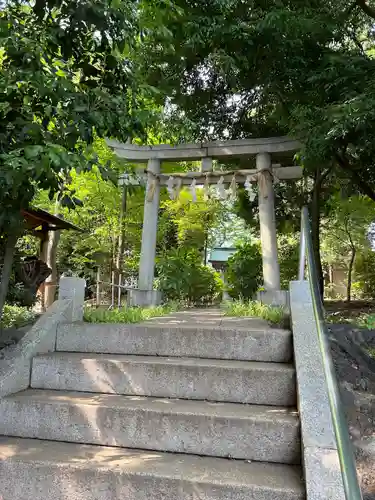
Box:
(335, 153, 375, 202)
(355, 0, 375, 20)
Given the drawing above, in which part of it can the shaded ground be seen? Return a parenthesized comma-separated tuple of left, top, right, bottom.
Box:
(0, 324, 34, 355)
(328, 322, 375, 499)
(326, 300, 375, 326)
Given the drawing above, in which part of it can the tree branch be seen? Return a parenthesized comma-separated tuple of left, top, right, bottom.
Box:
(335, 153, 375, 202)
(355, 0, 375, 20)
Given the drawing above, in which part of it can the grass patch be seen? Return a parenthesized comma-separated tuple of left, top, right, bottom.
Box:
(84, 302, 180, 324)
(357, 313, 375, 330)
(222, 300, 287, 326)
(0, 304, 37, 330)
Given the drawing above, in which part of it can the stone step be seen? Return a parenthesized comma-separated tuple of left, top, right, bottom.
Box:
(0, 437, 305, 500)
(56, 322, 293, 362)
(0, 390, 301, 464)
(31, 352, 296, 406)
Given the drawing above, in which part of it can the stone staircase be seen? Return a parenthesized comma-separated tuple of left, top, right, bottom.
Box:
(0, 310, 305, 500)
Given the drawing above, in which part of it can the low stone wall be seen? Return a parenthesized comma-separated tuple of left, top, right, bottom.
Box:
(0, 276, 86, 399)
(0, 299, 73, 398)
(290, 280, 345, 500)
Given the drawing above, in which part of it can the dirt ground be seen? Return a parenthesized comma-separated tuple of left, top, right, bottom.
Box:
(328, 318, 375, 499)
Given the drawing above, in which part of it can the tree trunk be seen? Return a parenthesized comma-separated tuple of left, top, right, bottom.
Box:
(44, 228, 61, 309)
(346, 225, 357, 304)
(0, 232, 19, 322)
(44, 200, 61, 309)
(204, 232, 208, 265)
(347, 246, 356, 303)
(310, 168, 324, 298)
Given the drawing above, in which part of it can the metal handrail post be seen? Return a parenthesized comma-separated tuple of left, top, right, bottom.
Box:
(298, 221, 306, 281)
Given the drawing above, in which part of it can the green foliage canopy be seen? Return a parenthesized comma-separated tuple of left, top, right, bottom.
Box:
(0, 0, 144, 230)
(139, 0, 375, 200)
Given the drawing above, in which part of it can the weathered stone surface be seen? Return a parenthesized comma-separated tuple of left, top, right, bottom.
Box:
(58, 277, 85, 322)
(0, 437, 305, 500)
(0, 299, 72, 398)
(56, 322, 293, 362)
(31, 352, 296, 406)
(290, 281, 350, 500)
(303, 447, 345, 500)
(0, 389, 301, 464)
(257, 290, 290, 309)
(290, 281, 336, 449)
(106, 136, 301, 162)
(127, 289, 162, 307)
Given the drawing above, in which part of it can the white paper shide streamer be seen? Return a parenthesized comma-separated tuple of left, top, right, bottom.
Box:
(216, 176, 227, 200)
(228, 175, 237, 200)
(167, 176, 175, 200)
(245, 175, 257, 201)
(190, 179, 197, 202)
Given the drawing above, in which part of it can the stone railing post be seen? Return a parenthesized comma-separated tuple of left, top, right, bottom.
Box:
(58, 277, 86, 322)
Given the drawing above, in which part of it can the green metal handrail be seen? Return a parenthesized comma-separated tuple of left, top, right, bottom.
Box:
(299, 206, 362, 499)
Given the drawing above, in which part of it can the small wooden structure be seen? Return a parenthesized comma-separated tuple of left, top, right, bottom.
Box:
(21, 208, 81, 309)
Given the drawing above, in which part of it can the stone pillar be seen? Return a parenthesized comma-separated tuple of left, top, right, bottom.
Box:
(256, 152, 281, 292)
(132, 158, 162, 306)
(58, 277, 86, 322)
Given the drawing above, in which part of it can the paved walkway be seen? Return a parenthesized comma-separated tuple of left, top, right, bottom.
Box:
(146, 308, 272, 329)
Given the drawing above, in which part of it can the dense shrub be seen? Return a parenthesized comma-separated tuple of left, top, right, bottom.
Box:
(226, 242, 262, 299)
(354, 250, 375, 299)
(157, 248, 222, 304)
(0, 304, 37, 329)
(278, 236, 299, 288)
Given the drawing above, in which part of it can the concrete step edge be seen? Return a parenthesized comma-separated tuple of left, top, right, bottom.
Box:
(56, 323, 293, 363)
(31, 353, 297, 406)
(0, 437, 305, 500)
(0, 390, 301, 463)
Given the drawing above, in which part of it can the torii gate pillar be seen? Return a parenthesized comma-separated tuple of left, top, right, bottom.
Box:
(256, 153, 288, 307)
(256, 152, 281, 291)
(128, 158, 162, 307)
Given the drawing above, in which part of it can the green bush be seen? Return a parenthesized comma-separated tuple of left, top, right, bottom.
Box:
(0, 304, 37, 329)
(157, 248, 222, 305)
(278, 236, 299, 288)
(354, 250, 375, 299)
(226, 242, 262, 299)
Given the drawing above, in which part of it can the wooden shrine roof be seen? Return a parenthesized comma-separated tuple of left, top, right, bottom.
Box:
(21, 208, 82, 232)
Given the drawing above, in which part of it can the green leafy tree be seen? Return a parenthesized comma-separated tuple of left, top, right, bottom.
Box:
(226, 241, 262, 299)
(138, 0, 375, 294)
(354, 249, 375, 299)
(0, 0, 146, 314)
(321, 195, 375, 302)
(139, 0, 375, 195)
(157, 247, 222, 304)
(159, 188, 222, 261)
(279, 235, 299, 289)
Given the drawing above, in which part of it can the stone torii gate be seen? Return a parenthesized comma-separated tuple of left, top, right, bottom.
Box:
(107, 137, 302, 306)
